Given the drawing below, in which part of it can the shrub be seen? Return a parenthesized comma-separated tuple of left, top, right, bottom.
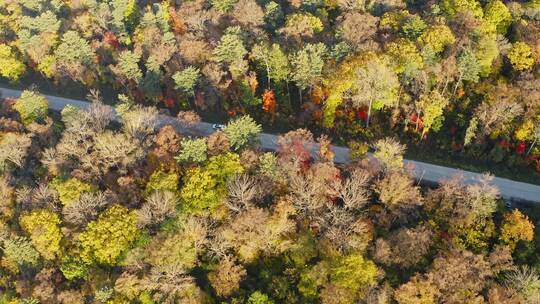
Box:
(373, 138, 406, 171)
(13, 90, 48, 125)
(175, 137, 208, 163)
(224, 115, 262, 150)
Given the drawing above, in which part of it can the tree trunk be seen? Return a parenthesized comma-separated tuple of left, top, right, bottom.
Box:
(527, 137, 538, 155)
(453, 73, 463, 96)
(265, 57, 271, 89)
(366, 99, 372, 128)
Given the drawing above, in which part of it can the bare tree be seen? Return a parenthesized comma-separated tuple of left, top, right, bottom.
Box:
(119, 105, 158, 141)
(226, 174, 260, 212)
(373, 138, 406, 171)
(505, 266, 540, 303)
(85, 90, 115, 132)
(321, 207, 373, 253)
(0, 133, 31, 170)
(63, 191, 110, 226)
(144, 265, 205, 304)
(137, 191, 178, 228)
(332, 168, 371, 210)
(15, 184, 59, 211)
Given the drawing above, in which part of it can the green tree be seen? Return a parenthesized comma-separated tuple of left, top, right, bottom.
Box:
(474, 33, 499, 76)
(223, 115, 262, 150)
(175, 137, 208, 163)
(418, 24, 456, 55)
(204, 152, 244, 183)
(385, 39, 423, 74)
(298, 261, 330, 300)
(457, 49, 481, 84)
(507, 42, 535, 71)
(111, 0, 140, 33)
(330, 254, 378, 292)
(13, 90, 48, 125)
(264, 2, 284, 30)
(19, 10, 61, 34)
(50, 177, 96, 206)
(20, 209, 62, 260)
(211, 0, 238, 13)
(1, 236, 40, 270)
(484, 0, 512, 34)
(54, 30, 95, 67)
(213, 26, 248, 78)
(401, 15, 427, 39)
(19, 0, 51, 11)
(180, 167, 220, 215)
(0, 44, 25, 81)
(251, 42, 291, 87)
(78, 205, 139, 265)
(213, 26, 247, 64)
(180, 152, 243, 215)
(290, 43, 327, 95)
(415, 91, 449, 138)
(116, 50, 142, 83)
(247, 291, 274, 304)
(441, 0, 483, 19)
(60, 256, 89, 280)
(145, 169, 179, 194)
(173, 66, 200, 96)
(351, 60, 400, 127)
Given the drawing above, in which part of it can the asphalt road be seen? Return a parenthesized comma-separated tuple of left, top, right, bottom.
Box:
(2, 87, 539, 203)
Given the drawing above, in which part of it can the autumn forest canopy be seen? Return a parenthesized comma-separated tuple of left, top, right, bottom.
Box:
(1, 0, 540, 303)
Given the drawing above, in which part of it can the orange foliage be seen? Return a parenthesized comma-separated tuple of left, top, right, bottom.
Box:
(457, 87, 465, 98)
(169, 7, 186, 35)
(310, 85, 325, 105)
(103, 31, 120, 49)
(247, 72, 258, 95)
(262, 89, 277, 114)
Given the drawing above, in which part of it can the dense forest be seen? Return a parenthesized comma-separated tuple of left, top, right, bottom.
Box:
(0, 90, 539, 303)
(1, 0, 540, 178)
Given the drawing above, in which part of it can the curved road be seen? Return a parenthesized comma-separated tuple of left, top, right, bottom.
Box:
(2, 87, 539, 203)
